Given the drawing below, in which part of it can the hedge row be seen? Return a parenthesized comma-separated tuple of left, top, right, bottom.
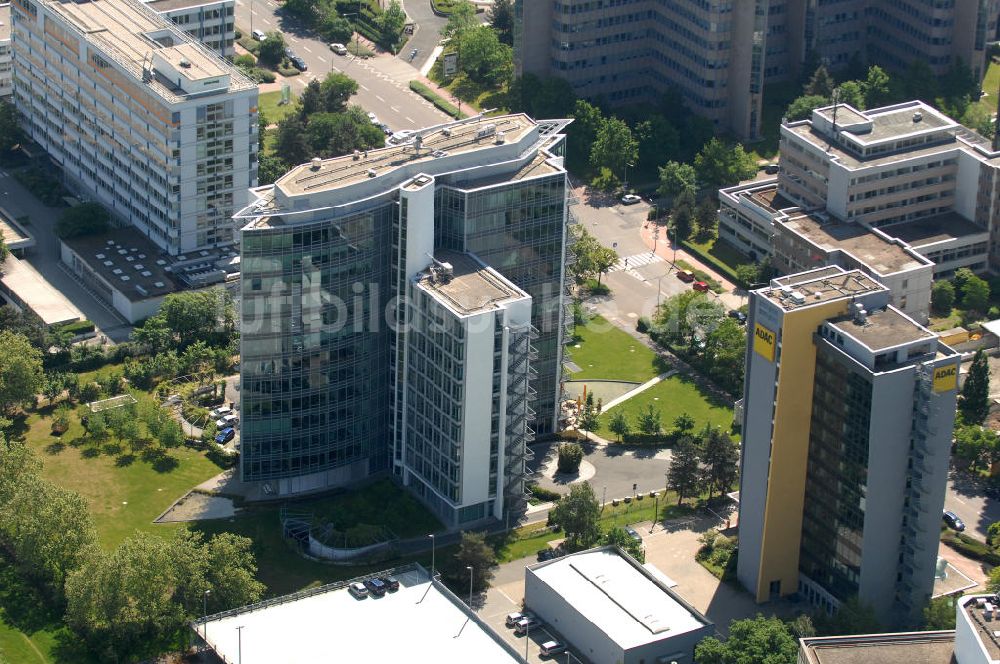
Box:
(941, 530, 1000, 566)
(55, 319, 96, 336)
(680, 239, 741, 284)
(409, 81, 467, 119)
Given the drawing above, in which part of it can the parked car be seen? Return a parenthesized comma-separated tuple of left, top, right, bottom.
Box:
(676, 269, 695, 283)
(620, 193, 641, 205)
(215, 414, 239, 429)
(290, 56, 308, 71)
(506, 610, 535, 628)
(692, 281, 709, 292)
(284, 46, 296, 58)
(329, 42, 348, 55)
(367, 111, 379, 125)
(943, 510, 965, 532)
(763, 163, 779, 174)
(252, 29, 266, 41)
(348, 582, 368, 599)
(378, 123, 392, 135)
(214, 427, 235, 445)
(728, 309, 748, 324)
(364, 578, 387, 596)
(624, 525, 642, 543)
(210, 405, 232, 419)
(540, 641, 567, 657)
(514, 617, 541, 635)
(380, 575, 399, 592)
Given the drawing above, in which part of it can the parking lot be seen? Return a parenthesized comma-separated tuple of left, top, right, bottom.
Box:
(480, 584, 584, 663)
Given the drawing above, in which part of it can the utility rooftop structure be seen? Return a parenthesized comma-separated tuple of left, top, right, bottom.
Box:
(143, 0, 234, 57)
(12, 0, 258, 255)
(798, 631, 957, 664)
(237, 114, 571, 524)
(525, 546, 713, 664)
(739, 265, 960, 625)
(195, 565, 522, 664)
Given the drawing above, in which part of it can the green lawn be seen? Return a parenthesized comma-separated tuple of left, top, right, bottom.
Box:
(687, 236, 751, 275)
(597, 374, 734, 438)
(18, 396, 222, 549)
(974, 60, 1000, 115)
(259, 89, 298, 124)
(567, 315, 664, 382)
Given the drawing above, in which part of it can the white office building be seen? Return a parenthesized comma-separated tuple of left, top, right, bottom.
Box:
(0, 5, 11, 98)
(12, 0, 258, 255)
(147, 0, 235, 58)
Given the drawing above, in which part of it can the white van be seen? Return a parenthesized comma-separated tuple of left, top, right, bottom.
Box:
(252, 29, 266, 41)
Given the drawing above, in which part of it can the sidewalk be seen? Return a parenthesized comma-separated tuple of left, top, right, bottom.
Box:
(639, 220, 738, 292)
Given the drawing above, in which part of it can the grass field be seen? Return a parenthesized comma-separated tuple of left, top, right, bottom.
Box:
(686, 236, 750, 275)
(597, 374, 734, 438)
(259, 89, 298, 124)
(18, 396, 222, 549)
(566, 315, 664, 382)
(973, 60, 1000, 116)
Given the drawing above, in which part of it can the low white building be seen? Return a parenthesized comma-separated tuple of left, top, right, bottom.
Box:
(525, 546, 714, 664)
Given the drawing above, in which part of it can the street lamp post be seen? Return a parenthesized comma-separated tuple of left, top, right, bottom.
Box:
(236, 625, 244, 664)
(524, 619, 530, 663)
(651, 493, 658, 533)
(429, 533, 436, 578)
(466, 566, 474, 610)
(623, 162, 634, 191)
(202, 589, 211, 644)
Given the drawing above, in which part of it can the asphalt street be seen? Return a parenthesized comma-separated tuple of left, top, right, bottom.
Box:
(235, 0, 450, 131)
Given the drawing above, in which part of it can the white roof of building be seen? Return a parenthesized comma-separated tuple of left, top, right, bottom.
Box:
(199, 567, 521, 664)
(528, 547, 710, 649)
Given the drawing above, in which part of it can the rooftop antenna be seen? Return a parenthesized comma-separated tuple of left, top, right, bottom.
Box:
(827, 87, 841, 152)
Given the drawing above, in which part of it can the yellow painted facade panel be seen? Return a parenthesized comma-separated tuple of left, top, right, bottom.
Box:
(933, 365, 958, 392)
(754, 299, 852, 602)
(754, 323, 777, 361)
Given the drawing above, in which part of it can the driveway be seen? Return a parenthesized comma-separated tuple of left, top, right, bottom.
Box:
(945, 467, 1000, 541)
(397, 0, 447, 71)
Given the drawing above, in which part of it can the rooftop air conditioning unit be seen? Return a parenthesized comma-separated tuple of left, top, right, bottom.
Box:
(913, 111, 923, 123)
(353, 150, 361, 160)
(495, 131, 506, 144)
(442, 128, 452, 137)
(310, 157, 322, 170)
(789, 291, 806, 305)
(366, 169, 377, 178)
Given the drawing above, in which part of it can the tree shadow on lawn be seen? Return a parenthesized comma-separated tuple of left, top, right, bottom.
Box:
(80, 447, 101, 459)
(44, 441, 66, 455)
(115, 453, 136, 467)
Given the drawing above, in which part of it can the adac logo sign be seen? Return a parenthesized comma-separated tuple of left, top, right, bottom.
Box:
(753, 323, 776, 362)
(933, 365, 958, 393)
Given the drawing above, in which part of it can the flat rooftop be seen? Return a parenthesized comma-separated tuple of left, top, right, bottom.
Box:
(880, 212, 988, 249)
(961, 595, 1000, 660)
(830, 307, 936, 351)
(62, 227, 177, 301)
(0, 4, 11, 42)
(198, 566, 521, 664)
(275, 115, 536, 195)
(799, 632, 955, 664)
(780, 212, 926, 275)
(763, 267, 885, 311)
(415, 251, 527, 316)
(0, 210, 33, 251)
(0, 255, 83, 325)
(42, 0, 253, 103)
(528, 547, 710, 649)
(143, 0, 227, 12)
(748, 184, 796, 212)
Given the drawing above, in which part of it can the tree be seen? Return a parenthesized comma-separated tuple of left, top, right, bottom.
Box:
(447, 531, 495, 593)
(377, 0, 407, 49)
(989, 565, 1000, 594)
(673, 412, 695, 436)
(931, 280, 955, 316)
(608, 410, 630, 441)
(511, 74, 577, 119)
(156, 288, 233, 348)
(654, 290, 725, 346)
(836, 80, 865, 110)
(604, 527, 644, 563)
(804, 65, 835, 97)
(590, 116, 638, 183)
(657, 161, 697, 200)
(56, 202, 110, 239)
(442, 0, 478, 37)
(784, 94, 829, 121)
(0, 101, 22, 154)
(703, 318, 747, 393)
(815, 597, 880, 636)
(577, 391, 599, 436)
(591, 243, 617, 286)
(961, 349, 991, 425)
(549, 482, 601, 551)
(568, 100, 604, 170)
(923, 596, 957, 630)
(257, 31, 286, 67)
(319, 13, 353, 43)
(635, 115, 678, 172)
(305, 110, 383, 158)
(962, 103, 995, 139)
(590, 166, 621, 192)
(862, 65, 892, 108)
(0, 440, 41, 506)
(320, 72, 359, 112)
(488, 0, 513, 45)
(700, 426, 739, 499)
(695, 615, 798, 664)
(276, 115, 311, 165)
(671, 201, 694, 242)
(787, 614, 816, 639)
(668, 435, 701, 504)
(557, 442, 585, 474)
(694, 138, 758, 190)
(0, 330, 43, 414)
(569, 226, 617, 285)
(456, 25, 513, 87)
(694, 197, 718, 242)
(902, 59, 939, 102)
(962, 274, 990, 312)
(258, 153, 290, 186)
(637, 404, 662, 435)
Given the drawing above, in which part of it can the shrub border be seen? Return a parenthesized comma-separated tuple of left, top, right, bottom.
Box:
(409, 80, 468, 119)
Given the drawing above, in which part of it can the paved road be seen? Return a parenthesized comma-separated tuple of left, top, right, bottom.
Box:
(945, 470, 1000, 541)
(395, 0, 447, 71)
(0, 170, 133, 341)
(235, 0, 451, 131)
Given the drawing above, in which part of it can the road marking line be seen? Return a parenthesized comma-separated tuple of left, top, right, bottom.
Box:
(496, 588, 515, 604)
(376, 95, 385, 102)
(302, 45, 312, 53)
(405, 116, 414, 123)
(360, 84, 369, 91)
(954, 497, 967, 505)
(318, 56, 327, 63)
(390, 106, 400, 112)
(250, 8, 257, 14)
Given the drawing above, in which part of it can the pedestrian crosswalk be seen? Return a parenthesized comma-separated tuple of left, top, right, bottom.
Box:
(609, 252, 663, 272)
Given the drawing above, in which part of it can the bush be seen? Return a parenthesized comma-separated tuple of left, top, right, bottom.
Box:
(620, 432, 672, 446)
(409, 81, 465, 119)
(13, 167, 69, 206)
(54, 320, 96, 336)
(557, 442, 584, 474)
(528, 484, 562, 503)
(636, 316, 651, 334)
(941, 530, 1000, 565)
(278, 65, 301, 77)
(56, 203, 111, 239)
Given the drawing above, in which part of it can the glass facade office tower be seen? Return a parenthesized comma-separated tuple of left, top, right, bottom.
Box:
(236, 115, 571, 515)
(737, 266, 960, 625)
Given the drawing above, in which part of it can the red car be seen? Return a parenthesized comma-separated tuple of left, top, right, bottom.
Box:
(692, 281, 709, 292)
